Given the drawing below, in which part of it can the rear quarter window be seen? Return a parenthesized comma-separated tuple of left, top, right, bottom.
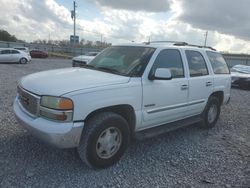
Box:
(206, 51, 230, 74)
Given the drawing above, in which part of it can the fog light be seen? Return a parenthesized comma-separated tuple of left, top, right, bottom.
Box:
(40, 106, 72, 122)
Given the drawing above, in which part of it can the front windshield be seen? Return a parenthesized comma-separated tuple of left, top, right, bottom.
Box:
(88, 46, 155, 76)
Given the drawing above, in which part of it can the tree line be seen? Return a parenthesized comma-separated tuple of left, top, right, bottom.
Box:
(32, 39, 112, 48)
(0, 29, 20, 42)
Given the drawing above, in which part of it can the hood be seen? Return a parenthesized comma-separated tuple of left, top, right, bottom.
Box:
(19, 68, 130, 96)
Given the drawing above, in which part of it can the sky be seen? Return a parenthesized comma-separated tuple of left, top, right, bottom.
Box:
(0, 0, 250, 53)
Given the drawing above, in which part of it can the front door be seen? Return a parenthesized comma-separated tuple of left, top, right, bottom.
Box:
(141, 49, 189, 129)
(0, 50, 12, 62)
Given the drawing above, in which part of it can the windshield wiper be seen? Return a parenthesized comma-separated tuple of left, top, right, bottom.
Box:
(96, 66, 125, 76)
(80, 64, 96, 69)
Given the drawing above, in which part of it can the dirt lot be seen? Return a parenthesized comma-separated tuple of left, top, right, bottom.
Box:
(0, 59, 249, 188)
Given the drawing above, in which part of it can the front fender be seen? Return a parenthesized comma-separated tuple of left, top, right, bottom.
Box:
(64, 78, 142, 122)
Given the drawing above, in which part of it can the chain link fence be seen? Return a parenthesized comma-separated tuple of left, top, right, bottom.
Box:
(223, 54, 250, 68)
(1, 41, 250, 67)
(0, 41, 101, 56)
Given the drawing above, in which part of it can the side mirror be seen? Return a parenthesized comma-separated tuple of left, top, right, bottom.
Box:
(149, 68, 172, 80)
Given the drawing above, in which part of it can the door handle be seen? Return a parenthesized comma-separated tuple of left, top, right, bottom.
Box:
(206, 81, 212, 86)
(181, 84, 189, 90)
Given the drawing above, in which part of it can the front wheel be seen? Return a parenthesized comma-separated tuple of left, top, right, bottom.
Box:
(19, 58, 27, 64)
(202, 96, 221, 128)
(77, 112, 130, 169)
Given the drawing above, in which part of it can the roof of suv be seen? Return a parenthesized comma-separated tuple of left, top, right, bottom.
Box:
(113, 41, 217, 53)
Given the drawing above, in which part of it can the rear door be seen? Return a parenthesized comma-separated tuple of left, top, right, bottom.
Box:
(11, 50, 21, 62)
(185, 50, 213, 116)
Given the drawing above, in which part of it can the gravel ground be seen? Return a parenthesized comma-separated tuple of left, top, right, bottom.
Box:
(0, 59, 249, 188)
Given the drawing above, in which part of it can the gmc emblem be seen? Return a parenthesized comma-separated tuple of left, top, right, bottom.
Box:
(20, 95, 29, 106)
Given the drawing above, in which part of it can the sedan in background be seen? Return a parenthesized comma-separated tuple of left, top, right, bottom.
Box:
(72, 51, 99, 67)
(30, 50, 48, 58)
(231, 65, 250, 89)
(0, 48, 31, 64)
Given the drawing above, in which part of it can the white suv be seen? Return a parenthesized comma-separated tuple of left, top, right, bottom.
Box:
(14, 42, 231, 168)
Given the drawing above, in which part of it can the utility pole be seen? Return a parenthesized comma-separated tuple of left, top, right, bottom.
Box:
(71, 1, 77, 55)
(204, 31, 208, 46)
(101, 34, 103, 48)
(73, 1, 76, 45)
(48, 32, 51, 43)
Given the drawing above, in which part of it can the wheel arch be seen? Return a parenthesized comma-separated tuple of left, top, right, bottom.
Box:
(84, 104, 136, 133)
(210, 91, 224, 105)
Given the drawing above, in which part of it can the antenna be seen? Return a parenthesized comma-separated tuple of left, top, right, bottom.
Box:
(204, 31, 208, 46)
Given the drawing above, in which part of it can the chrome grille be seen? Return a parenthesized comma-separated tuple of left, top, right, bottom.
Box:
(17, 86, 39, 115)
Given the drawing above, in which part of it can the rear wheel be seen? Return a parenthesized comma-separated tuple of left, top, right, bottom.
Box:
(77, 112, 130, 169)
(202, 96, 220, 128)
(19, 58, 27, 64)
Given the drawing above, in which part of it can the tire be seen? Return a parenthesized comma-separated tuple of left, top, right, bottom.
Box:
(77, 112, 130, 169)
(19, 57, 27, 64)
(239, 82, 250, 90)
(202, 96, 221, 128)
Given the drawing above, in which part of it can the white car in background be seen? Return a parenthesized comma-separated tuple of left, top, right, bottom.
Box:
(231, 64, 250, 89)
(13, 47, 30, 54)
(0, 48, 31, 64)
(72, 51, 99, 67)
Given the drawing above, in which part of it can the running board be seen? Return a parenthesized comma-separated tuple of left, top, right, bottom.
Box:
(135, 115, 203, 140)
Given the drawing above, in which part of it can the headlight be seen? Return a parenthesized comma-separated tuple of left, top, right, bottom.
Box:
(41, 96, 73, 110)
(40, 96, 73, 121)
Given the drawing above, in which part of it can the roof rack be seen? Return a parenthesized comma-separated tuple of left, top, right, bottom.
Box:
(143, 41, 187, 45)
(144, 41, 216, 51)
(174, 43, 216, 51)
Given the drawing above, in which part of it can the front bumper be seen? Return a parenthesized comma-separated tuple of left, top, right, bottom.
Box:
(13, 97, 84, 148)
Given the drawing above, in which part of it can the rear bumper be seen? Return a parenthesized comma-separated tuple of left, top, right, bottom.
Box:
(232, 77, 250, 88)
(13, 98, 84, 148)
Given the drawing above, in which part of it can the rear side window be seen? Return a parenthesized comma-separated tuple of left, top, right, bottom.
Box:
(206, 51, 229, 74)
(11, 50, 20, 54)
(1, 50, 11, 54)
(152, 49, 184, 78)
(186, 50, 208, 77)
